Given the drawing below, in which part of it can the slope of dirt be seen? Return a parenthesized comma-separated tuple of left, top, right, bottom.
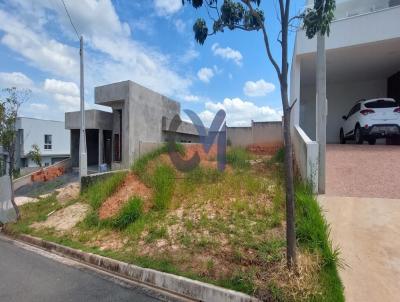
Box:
(32, 203, 90, 231)
(99, 173, 152, 219)
(55, 182, 80, 204)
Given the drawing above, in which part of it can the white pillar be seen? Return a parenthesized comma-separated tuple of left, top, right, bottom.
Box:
(316, 33, 327, 194)
(79, 36, 87, 177)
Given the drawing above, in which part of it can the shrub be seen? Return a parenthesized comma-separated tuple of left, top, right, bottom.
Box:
(226, 147, 251, 169)
(270, 147, 285, 164)
(82, 172, 126, 210)
(152, 165, 175, 210)
(112, 197, 143, 229)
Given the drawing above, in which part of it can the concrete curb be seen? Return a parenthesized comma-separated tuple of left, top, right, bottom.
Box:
(3, 232, 260, 302)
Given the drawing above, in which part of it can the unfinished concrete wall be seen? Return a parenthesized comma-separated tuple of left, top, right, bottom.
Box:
(252, 122, 282, 144)
(227, 127, 253, 147)
(128, 81, 181, 166)
(227, 121, 283, 147)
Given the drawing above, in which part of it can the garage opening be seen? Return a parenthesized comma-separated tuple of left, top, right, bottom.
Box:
(299, 38, 400, 144)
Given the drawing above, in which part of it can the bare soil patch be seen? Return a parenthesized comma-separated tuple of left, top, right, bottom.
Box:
(247, 142, 283, 155)
(55, 182, 80, 204)
(32, 203, 90, 231)
(99, 173, 152, 219)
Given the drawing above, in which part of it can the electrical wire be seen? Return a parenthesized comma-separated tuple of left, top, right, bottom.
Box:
(60, 0, 80, 40)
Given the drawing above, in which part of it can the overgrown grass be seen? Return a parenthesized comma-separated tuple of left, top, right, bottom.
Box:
(5, 195, 62, 234)
(111, 197, 143, 229)
(295, 182, 344, 302)
(131, 142, 184, 184)
(226, 147, 252, 169)
(81, 172, 126, 210)
(152, 165, 175, 210)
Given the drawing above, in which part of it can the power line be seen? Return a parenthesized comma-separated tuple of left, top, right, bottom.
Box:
(60, 0, 80, 40)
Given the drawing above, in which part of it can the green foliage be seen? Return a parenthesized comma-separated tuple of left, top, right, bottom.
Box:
(183, 0, 263, 45)
(28, 144, 42, 168)
(185, 166, 223, 184)
(152, 165, 175, 210)
(82, 172, 126, 210)
(112, 197, 143, 230)
(132, 142, 184, 184)
(270, 147, 285, 164)
(0, 88, 30, 179)
(302, 0, 336, 38)
(226, 147, 251, 169)
(295, 182, 344, 301)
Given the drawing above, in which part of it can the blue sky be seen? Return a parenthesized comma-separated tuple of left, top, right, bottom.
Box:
(0, 0, 306, 126)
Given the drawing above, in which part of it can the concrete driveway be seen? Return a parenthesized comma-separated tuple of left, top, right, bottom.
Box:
(319, 195, 400, 302)
(326, 144, 400, 199)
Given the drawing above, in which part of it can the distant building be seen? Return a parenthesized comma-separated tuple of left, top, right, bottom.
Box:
(65, 81, 204, 170)
(15, 117, 70, 168)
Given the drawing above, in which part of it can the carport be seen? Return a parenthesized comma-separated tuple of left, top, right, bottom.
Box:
(299, 37, 400, 143)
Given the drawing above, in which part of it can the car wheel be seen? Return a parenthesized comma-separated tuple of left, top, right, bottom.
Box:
(355, 125, 363, 144)
(368, 138, 376, 145)
(340, 129, 346, 144)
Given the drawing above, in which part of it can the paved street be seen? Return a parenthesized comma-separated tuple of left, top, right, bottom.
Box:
(0, 236, 166, 302)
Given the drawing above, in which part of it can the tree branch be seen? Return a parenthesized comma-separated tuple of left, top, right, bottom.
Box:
(241, 0, 282, 80)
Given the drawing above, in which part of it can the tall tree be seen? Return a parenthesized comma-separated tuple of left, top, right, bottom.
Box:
(0, 88, 30, 220)
(182, 0, 335, 268)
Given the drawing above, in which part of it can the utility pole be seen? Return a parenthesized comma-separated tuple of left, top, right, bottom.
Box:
(316, 32, 327, 194)
(79, 35, 87, 177)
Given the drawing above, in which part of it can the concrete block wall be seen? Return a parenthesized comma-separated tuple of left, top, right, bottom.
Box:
(227, 121, 283, 147)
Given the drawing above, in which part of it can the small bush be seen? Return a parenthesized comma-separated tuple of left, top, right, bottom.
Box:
(112, 197, 143, 229)
(226, 147, 251, 169)
(152, 165, 175, 210)
(82, 172, 126, 210)
(270, 147, 285, 164)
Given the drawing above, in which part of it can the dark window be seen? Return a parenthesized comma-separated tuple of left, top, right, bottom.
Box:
(44, 135, 52, 150)
(364, 100, 398, 108)
(114, 134, 121, 162)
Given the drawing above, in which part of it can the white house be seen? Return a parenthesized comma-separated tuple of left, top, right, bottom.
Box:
(290, 0, 400, 191)
(15, 117, 70, 168)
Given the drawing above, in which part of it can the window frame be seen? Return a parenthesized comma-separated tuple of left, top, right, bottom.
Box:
(44, 134, 52, 150)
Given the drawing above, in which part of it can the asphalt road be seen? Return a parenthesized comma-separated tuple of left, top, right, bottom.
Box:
(0, 237, 166, 302)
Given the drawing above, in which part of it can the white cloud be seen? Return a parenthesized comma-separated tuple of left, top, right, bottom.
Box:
(154, 0, 182, 16)
(197, 67, 214, 83)
(0, 72, 34, 89)
(182, 95, 200, 102)
(243, 79, 275, 97)
(199, 97, 282, 126)
(29, 103, 48, 111)
(43, 79, 80, 112)
(0, 10, 79, 79)
(44, 79, 79, 96)
(0, 1, 191, 105)
(174, 19, 186, 33)
(211, 43, 243, 66)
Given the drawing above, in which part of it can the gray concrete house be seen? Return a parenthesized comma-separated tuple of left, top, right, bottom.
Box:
(65, 81, 202, 170)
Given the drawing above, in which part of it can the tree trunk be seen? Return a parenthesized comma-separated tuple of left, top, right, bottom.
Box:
(280, 0, 296, 269)
(281, 90, 296, 268)
(8, 155, 20, 220)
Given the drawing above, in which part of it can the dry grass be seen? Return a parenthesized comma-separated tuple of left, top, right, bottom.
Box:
(7, 145, 343, 301)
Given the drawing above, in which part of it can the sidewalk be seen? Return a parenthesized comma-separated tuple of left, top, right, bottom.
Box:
(318, 195, 400, 302)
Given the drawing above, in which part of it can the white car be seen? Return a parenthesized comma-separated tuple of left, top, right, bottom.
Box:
(340, 98, 400, 145)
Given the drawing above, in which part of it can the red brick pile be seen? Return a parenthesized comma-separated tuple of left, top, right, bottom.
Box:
(31, 167, 65, 182)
